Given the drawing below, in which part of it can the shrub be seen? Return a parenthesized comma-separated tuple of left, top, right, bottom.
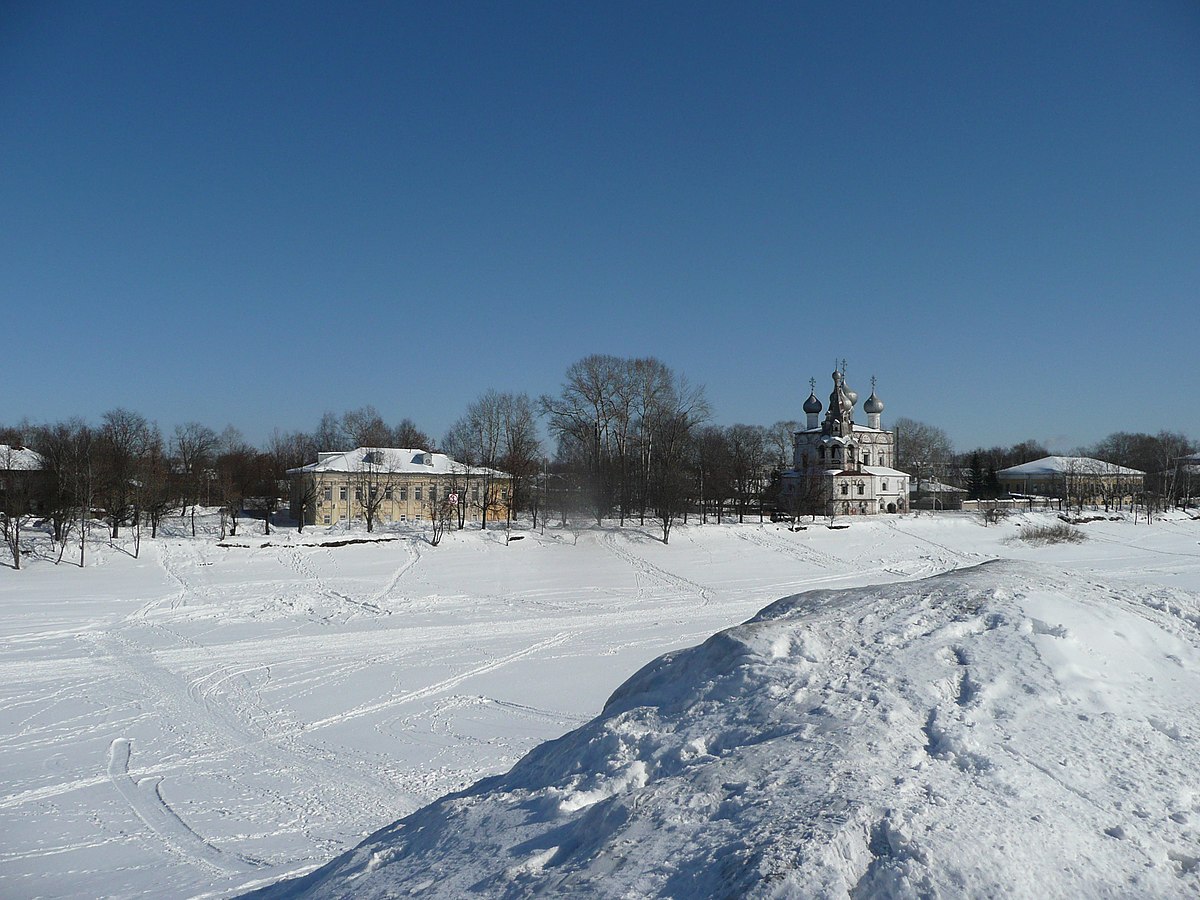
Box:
(1007, 523, 1086, 546)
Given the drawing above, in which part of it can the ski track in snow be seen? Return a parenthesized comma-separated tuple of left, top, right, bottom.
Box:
(601, 530, 715, 606)
(733, 525, 836, 570)
(305, 631, 580, 730)
(106, 737, 256, 874)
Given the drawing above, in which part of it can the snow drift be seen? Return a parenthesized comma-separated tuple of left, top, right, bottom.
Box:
(255, 561, 1200, 898)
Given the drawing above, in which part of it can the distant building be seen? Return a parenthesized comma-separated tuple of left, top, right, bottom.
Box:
(0, 444, 47, 515)
(779, 368, 910, 516)
(997, 456, 1144, 504)
(1172, 453, 1200, 507)
(910, 478, 968, 511)
(287, 447, 511, 527)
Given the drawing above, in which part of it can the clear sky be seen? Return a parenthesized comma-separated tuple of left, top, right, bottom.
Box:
(3, 1, 1198, 453)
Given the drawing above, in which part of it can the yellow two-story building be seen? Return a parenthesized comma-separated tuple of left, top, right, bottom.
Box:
(288, 448, 511, 528)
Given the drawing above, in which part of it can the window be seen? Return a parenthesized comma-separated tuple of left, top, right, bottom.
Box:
(399, 486, 407, 501)
(355, 488, 363, 502)
(339, 486, 347, 502)
(415, 486, 422, 502)
(323, 486, 332, 502)
(472, 486, 480, 501)
(857, 484, 865, 495)
(840, 484, 849, 495)
(369, 486, 377, 499)
(430, 486, 437, 502)
(862, 451, 870, 465)
(400, 514, 407, 523)
(322, 514, 331, 525)
(882, 481, 888, 491)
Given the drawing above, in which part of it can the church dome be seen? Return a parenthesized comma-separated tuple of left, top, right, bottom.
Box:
(803, 391, 823, 414)
(845, 386, 859, 407)
(864, 390, 884, 415)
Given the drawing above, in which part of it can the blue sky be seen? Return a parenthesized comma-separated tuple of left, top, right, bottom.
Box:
(3, 1, 1197, 453)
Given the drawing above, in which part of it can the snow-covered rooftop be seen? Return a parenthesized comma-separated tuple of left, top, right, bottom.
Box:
(859, 464, 909, 478)
(912, 478, 967, 493)
(798, 423, 887, 436)
(997, 455, 1144, 478)
(0, 444, 44, 471)
(287, 447, 508, 478)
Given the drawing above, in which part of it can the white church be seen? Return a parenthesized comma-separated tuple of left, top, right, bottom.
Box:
(779, 367, 910, 516)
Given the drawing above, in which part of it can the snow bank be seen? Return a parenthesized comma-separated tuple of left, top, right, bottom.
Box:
(254, 560, 1200, 898)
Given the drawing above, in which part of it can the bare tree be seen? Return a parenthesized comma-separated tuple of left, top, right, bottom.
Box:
(628, 358, 674, 524)
(30, 421, 81, 549)
(448, 391, 505, 529)
(442, 418, 479, 530)
(693, 426, 733, 524)
(264, 429, 318, 530)
(352, 449, 400, 532)
(726, 424, 769, 523)
(500, 393, 540, 524)
(426, 486, 454, 546)
(173, 422, 219, 535)
(893, 417, 953, 506)
(768, 420, 800, 472)
(0, 443, 32, 569)
(215, 438, 257, 538)
(392, 418, 433, 450)
(141, 442, 174, 540)
(541, 354, 624, 525)
(649, 375, 709, 544)
(341, 406, 392, 448)
(312, 411, 343, 453)
(97, 409, 158, 539)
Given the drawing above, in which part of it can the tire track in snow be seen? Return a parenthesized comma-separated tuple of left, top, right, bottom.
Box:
(107, 737, 257, 874)
(306, 631, 578, 731)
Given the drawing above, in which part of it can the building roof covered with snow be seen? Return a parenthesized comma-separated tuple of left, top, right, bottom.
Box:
(997, 456, 1144, 479)
(0, 445, 44, 471)
(287, 447, 507, 478)
(911, 478, 968, 494)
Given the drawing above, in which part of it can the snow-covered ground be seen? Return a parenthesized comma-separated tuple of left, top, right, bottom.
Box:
(1, 510, 1199, 897)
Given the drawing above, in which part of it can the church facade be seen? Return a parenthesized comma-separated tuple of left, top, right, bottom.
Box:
(779, 368, 910, 516)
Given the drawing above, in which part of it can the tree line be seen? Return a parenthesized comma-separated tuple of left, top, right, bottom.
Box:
(3, 358, 1197, 569)
(889, 418, 1196, 509)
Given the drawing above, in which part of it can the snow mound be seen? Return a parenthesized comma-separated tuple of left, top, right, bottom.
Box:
(254, 561, 1200, 898)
